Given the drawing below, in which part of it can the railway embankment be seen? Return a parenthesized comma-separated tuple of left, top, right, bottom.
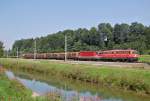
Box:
(0, 58, 150, 95)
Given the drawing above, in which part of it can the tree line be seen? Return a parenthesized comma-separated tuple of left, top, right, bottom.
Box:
(12, 22, 150, 55)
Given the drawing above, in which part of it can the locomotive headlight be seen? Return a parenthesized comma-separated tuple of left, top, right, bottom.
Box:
(134, 54, 137, 57)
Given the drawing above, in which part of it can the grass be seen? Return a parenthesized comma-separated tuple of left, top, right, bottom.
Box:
(0, 72, 33, 101)
(13, 69, 150, 101)
(0, 58, 150, 95)
(0, 70, 60, 101)
(139, 55, 150, 64)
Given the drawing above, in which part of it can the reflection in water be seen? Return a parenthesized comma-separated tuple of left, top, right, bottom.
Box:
(5, 71, 102, 101)
(5, 70, 150, 101)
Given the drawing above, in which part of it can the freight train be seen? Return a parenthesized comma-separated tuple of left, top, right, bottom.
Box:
(21, 49, 139, 62)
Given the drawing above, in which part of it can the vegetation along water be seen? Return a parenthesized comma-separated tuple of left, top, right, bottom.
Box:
(0, 58, 150, 97)
(4, 68, 150, 101)
(0, 69, 55, 101)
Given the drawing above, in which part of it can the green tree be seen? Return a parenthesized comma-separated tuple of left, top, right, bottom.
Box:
(144, 27, 150, 49)
(113, 23, 129, 44)
(0, 41, 4, 57)
(98, 23, 113, 49)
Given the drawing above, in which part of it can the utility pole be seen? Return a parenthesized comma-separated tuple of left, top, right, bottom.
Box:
(6, 50, 8, 58)
(34, 39, 37, 60)
(65, 34, 67, 61)
(17, 47, 19, 58)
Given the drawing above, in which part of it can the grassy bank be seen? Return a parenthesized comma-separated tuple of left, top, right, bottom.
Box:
(139, 55, 150, 64)
(0, 58, 150, 95)
(0, 70, 59, 101)
(13, 69, 150, 101)
(0, 72, 34, 101)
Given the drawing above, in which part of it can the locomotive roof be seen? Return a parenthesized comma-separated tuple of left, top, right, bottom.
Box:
(100, 49, 137, 52)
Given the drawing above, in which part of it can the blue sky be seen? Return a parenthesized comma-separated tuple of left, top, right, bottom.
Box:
(0, 0, 150, 50)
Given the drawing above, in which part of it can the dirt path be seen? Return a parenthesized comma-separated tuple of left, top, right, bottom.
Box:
(48, 59, 150, 69)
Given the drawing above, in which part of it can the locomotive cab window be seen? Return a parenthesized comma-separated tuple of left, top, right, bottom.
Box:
(132, 51, 138, 54)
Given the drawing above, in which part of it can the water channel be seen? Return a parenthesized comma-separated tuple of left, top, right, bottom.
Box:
(5, 69, 150, 101)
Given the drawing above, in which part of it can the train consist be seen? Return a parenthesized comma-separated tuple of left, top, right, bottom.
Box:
(22, 49, 139, 62)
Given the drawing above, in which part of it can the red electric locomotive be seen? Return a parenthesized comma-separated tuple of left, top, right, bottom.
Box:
(97, 49, 139, 61)
(78, 51, 98, 60)
(77, 49, 139, 61)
